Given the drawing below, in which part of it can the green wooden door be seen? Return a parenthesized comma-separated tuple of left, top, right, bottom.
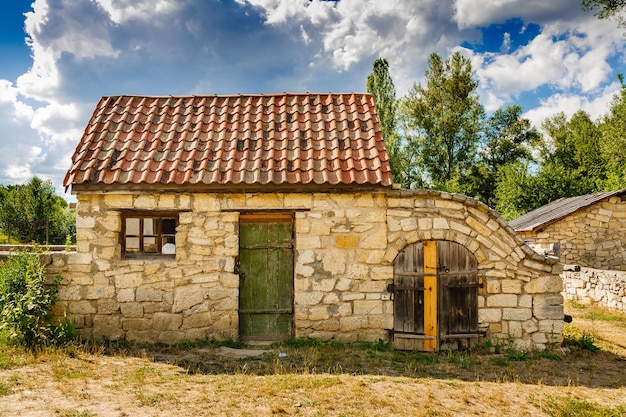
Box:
(238, 214, 294, 341)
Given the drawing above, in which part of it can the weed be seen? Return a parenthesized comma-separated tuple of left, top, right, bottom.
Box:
(0, 382, 13, 396)
(541, 395, 626, 417)
(566, 332, 600, 352)
(539, 351, 563, 361)
(0, 250, 63, 348)
(506, 350, 529, 362)
(54, 409, 97, 417)
(135, 391, 177, 407)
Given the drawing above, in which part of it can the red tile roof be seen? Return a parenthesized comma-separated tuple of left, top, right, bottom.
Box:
(63, 93, 393, 191)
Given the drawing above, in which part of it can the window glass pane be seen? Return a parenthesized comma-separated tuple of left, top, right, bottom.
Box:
(126, 218, 140, 235)
(144, 218, 157, 235)
(126, 237, 140, 252)
(144, 236, 157, 253)
(162, 218, 177, 234)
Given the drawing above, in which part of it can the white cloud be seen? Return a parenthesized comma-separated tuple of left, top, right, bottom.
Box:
(454, 0, 577, 29)
(472, 14, 625, 111)
(524, 82, 621, 129)
(94, 0, 182, 24)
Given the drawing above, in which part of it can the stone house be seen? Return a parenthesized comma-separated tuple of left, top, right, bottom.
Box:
(57, 93, 564, 351)
(509, 189, 626, 271)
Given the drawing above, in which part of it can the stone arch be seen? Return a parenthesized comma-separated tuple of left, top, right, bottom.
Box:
(386, 189, 564, 350)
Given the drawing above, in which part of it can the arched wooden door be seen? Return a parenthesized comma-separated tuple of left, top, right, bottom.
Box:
(391, 240, 479, 351)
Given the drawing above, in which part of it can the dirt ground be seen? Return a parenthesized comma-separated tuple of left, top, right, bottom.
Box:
(0, 304, 625, 417)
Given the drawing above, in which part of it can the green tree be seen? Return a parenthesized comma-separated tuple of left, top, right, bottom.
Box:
(0, 177, 73, 244)
(495, 163, 593, 220)
(541, 110, 607, 190)
(599, 82, 626, 188)
(582, 0, 626, 26)
(366, 57, 411, 185)
(468, 105, 539, 207)
(400, 51, 484, 191)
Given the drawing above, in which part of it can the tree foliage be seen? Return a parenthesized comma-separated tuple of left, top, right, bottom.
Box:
(0, 250, 62, 347)
(0, 177, 74, 244)
(582, 0, 626, 26)
(366, 58, 411, 185)
(468, 105, 539, 207)
(400, 52, 484, 190)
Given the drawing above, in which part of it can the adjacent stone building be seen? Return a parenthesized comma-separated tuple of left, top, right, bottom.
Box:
(510, 189, 626, 271)
(56, 93, 564, 351)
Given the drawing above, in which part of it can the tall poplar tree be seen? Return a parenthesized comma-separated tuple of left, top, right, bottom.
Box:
(400, 51, 484, 191)
(366, 58, 409, 185)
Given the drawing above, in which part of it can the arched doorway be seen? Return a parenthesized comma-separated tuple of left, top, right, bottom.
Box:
(391, 240, 480, 351)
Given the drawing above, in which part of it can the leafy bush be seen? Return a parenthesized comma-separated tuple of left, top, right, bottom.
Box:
(0, 251, 62, 348)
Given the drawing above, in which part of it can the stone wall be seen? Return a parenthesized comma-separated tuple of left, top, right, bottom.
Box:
(524, 195, 626, 271)
(387, 190, 563, 350)
(48, 189, 564, 350)
(562, 267, 626, 312)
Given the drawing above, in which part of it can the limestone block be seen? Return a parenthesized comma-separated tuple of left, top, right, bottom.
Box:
(104, 194, 133, 208)
(533, 294, 564, 320)
(525, 275, 563, 293)
(126, 329, 159, 343)
(115, 273, 143, 289)
(284, 193, 312, 208)
(435, 200, 465, 211)
(295, 291, 324, 306)
(370, 266, 393, 281)
(353, 299, 383, 315)
(181, 311, 211, 329)
(172, 285, 207, 313)
(135, 286, 163, 302)
(400, 217, 418, 232)
(486, 279, 501, 294)
(246, 193, 283, 208)
(342, 293, 365, 301)
(340, 316, 367, 331)
(501, 279, 522, 294)
(522, 319, 539, 333)
(336, 279, 352, 291)
(92, 315, 124, 340)
(508, 321, 523, 338)
(69, 301, 97, 315)
(369, 313, 393, 329)
(158, 194, 176, 209)
(466, 216, 492, 237)
(322, 250, 346, 274)
(153, 312, 183, 331)
(361, 226, 387, 249)
(192, 194, 221, 212)
(433, 217, 449, 230)
(308, 306, 331, 321)
(387, 198, 413, 208)
(359, 281, 387, 294)
(323, 292, 340, 304)
(486, 294, 517, 307)
(363, 250, 385, 264)
(134, 195, 157, 209)
(76, 215, 96, 229)
(502, 308, 532, 321)
(297, 235, 322, 249)
(295, 263, 315, 278)
(333, 234, 358, 248)
(519, 295, 532, 308)
(120, 303, 144, 318)
(312, 278, 337, 292)
(478, 308, 501, 322)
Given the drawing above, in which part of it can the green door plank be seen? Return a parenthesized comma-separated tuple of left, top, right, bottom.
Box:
(239, 215, 294, 341)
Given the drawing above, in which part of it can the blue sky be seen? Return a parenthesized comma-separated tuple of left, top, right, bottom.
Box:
(0, 0, 624, 199)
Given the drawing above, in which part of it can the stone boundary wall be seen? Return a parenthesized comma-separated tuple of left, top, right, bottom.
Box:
(44, 189, 564, 350)
(527, 195, 626, 271)
(562, 267, 626, 312)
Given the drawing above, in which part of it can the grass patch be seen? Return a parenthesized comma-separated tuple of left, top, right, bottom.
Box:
(580, 308, 626, 325)
(541, 395, 626, 417)
(54, 409, 98, 417)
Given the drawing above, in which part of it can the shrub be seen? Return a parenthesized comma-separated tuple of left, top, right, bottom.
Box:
(0, 251, 62, 348)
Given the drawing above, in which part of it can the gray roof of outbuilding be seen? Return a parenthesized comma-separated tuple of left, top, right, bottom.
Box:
(509, 188, 626, 232)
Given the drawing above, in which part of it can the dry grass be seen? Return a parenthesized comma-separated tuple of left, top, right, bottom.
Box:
(1, 303, 625, 417)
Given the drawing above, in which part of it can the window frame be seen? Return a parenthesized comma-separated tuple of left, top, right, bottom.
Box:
(121, 211, 179, 258)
